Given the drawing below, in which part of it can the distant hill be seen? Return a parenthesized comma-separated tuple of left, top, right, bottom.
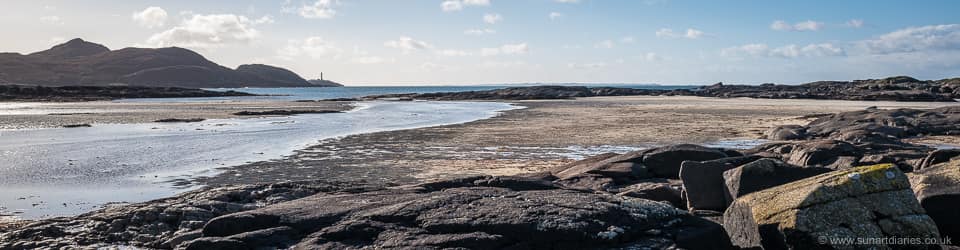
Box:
(308, 79, 344, 87)
(0, 38, 317, 88)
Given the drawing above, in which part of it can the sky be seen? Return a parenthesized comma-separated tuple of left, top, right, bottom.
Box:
(2, 0, 960, 86)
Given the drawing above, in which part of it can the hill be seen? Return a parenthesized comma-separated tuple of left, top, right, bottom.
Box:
(0, 38, 316, 88)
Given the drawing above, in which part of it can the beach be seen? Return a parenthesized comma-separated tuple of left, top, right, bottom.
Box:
(192, 96, 959, 186)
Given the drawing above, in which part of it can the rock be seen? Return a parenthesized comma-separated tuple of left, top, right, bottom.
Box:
(784, 140, 861, 168)
(553, 173, 615, 191)
(154, 118, 206, 123)
(910, 159, 960, 245)
(0, 180, 373, 249)
(679, 156, 763, 211)
(642, 144, 729, 179)
(617, 181, 684, 208)
(0, 85, 256, 102)
(200, 178, 730, 249)
(918, 149, 960, 170)
(180, 237, 249, 250)
(553, 151, 651, 183)
(232, 110, 342, 116)
(765, 125, 808, 140)
(161, 230, 202, 248)
(722, 158, 832, 206)
(723, 164, 940, 249)
(62, 124, 92, 128)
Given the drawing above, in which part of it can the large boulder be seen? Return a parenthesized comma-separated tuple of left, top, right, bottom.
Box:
(642, 144, 729, 179)
(616, 180, 684, 208)
(679, 156, 762, 211)
(722, 158, 832, 206)
(723, 164, 940, 249)
(553, 152, 651, 183)
(197, 176, 732, 249)
(910, 159, 960, 245)
(917, 149, 960, 170)
(765, 125, 808, 140)
(784, 140, 861, 169)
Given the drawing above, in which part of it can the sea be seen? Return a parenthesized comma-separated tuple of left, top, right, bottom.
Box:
(122, 84, 700, 102)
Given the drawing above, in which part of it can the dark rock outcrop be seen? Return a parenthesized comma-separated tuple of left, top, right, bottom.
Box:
(0, 38, 313, 88)
(194, 176, 729, 249)
(0, 180, 377, 249)
(722, 158, 832, 205)
(0, 84, 254, 102)
(910, 159, 960, 245)
(724, 164, 940, 249)
(679, 155, 762, 211)
(232, 110, 342, 116)
(642, 144, 729, 178)
(356, 76, 960, 102)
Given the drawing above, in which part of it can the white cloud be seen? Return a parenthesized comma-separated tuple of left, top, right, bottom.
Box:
(480, 60, 532, 68)
(462, 0, 490, 6)
(464, 28, 496, 35)
(438, 49, 473, 56)
(441, 0, 463, 12)
(655, 28, 703, 39)
(48, 37, 66, 45)
(351, 56, 394, 64)
(278, 36, 342, 60)
(299, 0, 336, 19)
(384, 36, 433, 54)
(620, 36, 636, 44)
(554, 0, 579, 3)
(479, 43, 529, 56)
(40, 15, 64, 25)
(846, 19, 864, 28)
(860, 24, 960, 54)
(442, 0, 488, 12)
(483, 13, 502, 24)
(567, 62, 607, 69)
(132, 7, 168, 28)
(684, 28, 703, 39)
(594, 40, 614, 49)
(146, 14, 262, 48)
(500, 43, 528, 54)
(771, 20, 823, 31)
(722, 43, 844, 58)
(799, 43, 846, 57)
(253, 15, 275, 24)
(644, 52, 662, 61)
(421, 62, 456, 71)
(549, 12, 563, 20)
(721, 43, 770, 57)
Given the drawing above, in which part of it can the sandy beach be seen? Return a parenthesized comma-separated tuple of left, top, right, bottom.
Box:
(189, 96, 960, 186)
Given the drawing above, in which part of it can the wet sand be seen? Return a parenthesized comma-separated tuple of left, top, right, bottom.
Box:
(0, 100, 351, 129)
(195, 96, 960, 186)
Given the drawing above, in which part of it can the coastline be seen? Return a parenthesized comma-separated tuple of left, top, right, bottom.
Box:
(0, 100, 352, 130)
(3, 95, 960, 248)
(192, 96, 960, 187)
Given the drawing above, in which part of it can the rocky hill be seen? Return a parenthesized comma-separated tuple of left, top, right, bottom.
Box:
(0, 39, 315, 88)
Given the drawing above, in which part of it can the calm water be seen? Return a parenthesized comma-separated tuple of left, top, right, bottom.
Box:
(0, 101, 518, 219)
(120, 85, 700, 103)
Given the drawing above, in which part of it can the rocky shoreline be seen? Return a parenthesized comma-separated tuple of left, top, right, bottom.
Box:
(0, 85, 254, 102)
(353, 76, 960, 102)
(2, 102, 959, 249)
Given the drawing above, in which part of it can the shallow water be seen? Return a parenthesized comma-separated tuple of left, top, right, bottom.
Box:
(0, 101, 518, 219)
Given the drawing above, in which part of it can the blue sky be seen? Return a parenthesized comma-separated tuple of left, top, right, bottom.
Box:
(3, 0, 960, 85)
